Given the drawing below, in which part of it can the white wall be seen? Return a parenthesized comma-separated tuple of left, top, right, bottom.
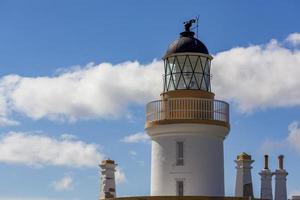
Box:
(147, 123, 229, 196)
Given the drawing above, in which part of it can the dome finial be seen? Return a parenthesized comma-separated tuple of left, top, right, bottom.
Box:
(181, 19, 196, 37)
(183, 19, 196, 32)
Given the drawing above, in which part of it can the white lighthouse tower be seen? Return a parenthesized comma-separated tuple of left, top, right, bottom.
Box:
(145, 20, 230, 197)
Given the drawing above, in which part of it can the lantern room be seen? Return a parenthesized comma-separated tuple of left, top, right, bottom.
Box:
(163, 19, 212, 92)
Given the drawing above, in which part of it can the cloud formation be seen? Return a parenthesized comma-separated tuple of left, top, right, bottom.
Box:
(0, 61, 162, 124)
(121, 132, 150, 143)
(1, 33, 300, 124)
(286, 121, 300, 153)
(286, 33, 300, 46)
(0, 132, 103, 167)
(115, 167, 127, 185)
(212, 36, 300, 112)
(261, 121, 300, 155)
(129, 150, 137, 156)
(52, 175, 74, 191)
(0, 117, 19, 126)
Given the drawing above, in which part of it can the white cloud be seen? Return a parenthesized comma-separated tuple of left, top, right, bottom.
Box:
(1, 33, 300, 124)
(60, 134, 78, 140)
(260, 121, 300, 155)
(115, 167, 127, 185)
(0, 132, 103, 167)
(0, 61, 162, 123)
(121, 132, 150, 143)
(52, 175, 74, 191)
(286, 33, 300, 46)
(0, 117, 19, 126)
(287, 121, 300, 153)
(0, 77, 20, 126)
(260, 139, 287, 154)
(212, 36, 300, 112)
(129, 150, 137, 156)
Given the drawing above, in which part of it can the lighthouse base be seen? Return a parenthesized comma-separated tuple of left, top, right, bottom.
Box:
(147, 123, 229, 197)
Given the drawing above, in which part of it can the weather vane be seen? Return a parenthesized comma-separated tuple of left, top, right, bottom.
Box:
(183, 19, 196, 32)
(183, 17, 200, 38)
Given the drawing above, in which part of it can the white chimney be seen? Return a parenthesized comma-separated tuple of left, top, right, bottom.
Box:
(234, 152, 254, 198)
(259, 155, 273, 200)
(99, 159, 117, 199)
(274, 155, 288, 200)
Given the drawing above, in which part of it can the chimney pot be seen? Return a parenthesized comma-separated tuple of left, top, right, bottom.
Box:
(264, 155, 269, 170)
(278, 155, 284, 170)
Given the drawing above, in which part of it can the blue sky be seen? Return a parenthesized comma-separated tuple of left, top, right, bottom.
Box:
(1, 0, 300, 199)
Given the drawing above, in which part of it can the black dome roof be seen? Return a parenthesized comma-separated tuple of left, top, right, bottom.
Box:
(164, 31, 209, 58)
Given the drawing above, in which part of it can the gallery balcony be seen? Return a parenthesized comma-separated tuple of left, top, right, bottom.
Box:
(145, 98, 229, 129)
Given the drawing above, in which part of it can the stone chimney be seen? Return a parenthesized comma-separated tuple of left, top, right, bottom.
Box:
(274, 155, 288, 200)
(234, 152, 254, 198)
(259, 155, 273, 200)
(99, 159, 117, 199)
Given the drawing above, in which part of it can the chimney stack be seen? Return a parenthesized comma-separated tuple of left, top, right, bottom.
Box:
(264, 155, 269, 169)
(259, 155, 273, 200)
(99, 159, 117, 199)
(274, 155, 288, 200)
(234, 152, 254, 198)
(279, 155, 284, 170)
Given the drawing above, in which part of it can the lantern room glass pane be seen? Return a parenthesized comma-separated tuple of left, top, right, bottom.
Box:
(165, 59, 172, 75)
(193, 56, 202, 73)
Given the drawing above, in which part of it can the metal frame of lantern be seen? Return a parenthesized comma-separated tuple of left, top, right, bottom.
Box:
(163, 53, 213, 92)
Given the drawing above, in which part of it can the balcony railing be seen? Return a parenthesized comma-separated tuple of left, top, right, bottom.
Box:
(146, 98, 229, 125)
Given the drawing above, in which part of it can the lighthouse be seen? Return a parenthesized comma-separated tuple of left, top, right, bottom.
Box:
(145, 20, 230, 196)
